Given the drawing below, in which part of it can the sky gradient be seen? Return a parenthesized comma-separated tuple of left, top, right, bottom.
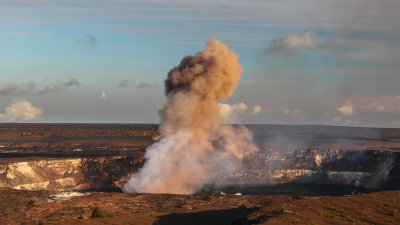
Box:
(1, 0, 399, 127)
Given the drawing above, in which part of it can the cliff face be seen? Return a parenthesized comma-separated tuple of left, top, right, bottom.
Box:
(2, 148, 396, 191)
(0, 124, 399, 191)
(0, 156, 143, 191)
(210, 149, 399, 189)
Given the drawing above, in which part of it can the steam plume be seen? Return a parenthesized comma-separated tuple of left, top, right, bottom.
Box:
(124, 39, 258, 194)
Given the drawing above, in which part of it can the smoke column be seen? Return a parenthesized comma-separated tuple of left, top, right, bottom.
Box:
(124, 39, 258, 194)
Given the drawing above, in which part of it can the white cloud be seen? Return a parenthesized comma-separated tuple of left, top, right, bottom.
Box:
(251, 105, 261, 115)
(337, 101, 355, 116)
(219, 102, 247, 122)
(0, 100, 42, 121)
(219, 103, 263, 122)
(267, 31, 319, 52)
(100, 91, 107, 99)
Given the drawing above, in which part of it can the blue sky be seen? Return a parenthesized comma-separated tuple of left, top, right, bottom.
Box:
(1, 0, 400, 127)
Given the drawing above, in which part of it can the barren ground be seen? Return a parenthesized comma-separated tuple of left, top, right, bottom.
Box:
(1, 124, 400, 224)
(1, 188, 400, 225)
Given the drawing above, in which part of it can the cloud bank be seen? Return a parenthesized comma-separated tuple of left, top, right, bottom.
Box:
(0, 82, 35, 97)
(1, 79, 80, 96)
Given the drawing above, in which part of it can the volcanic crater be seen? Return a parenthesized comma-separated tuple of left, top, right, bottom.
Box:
(1, 123, 400, 224)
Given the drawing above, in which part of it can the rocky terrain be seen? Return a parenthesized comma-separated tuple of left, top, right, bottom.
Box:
(1, 187, 399, 224)
(1, 124, 399, 191)
(0, 123, 155, 191)
(0, 123, 399, 224)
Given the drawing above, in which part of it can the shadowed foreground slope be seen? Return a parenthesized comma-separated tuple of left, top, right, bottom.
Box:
(0, 188, 399, 224)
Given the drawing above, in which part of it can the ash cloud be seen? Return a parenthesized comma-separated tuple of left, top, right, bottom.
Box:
(0, 100, 42, 121)
(124, 39, 258, 194)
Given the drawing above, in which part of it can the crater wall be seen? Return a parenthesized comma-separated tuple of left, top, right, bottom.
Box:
(0, 124, 399, 191)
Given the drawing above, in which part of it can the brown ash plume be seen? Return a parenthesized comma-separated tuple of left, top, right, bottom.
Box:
(124, 39, 258, 194)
